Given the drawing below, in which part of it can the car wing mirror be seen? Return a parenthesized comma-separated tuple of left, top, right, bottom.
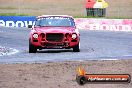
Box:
(74, 26, 76, 29)
(28, 25, 32, 28)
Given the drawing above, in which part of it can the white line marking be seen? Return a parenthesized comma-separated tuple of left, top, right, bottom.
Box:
(100, 59, 118, 61)
(0, 46, 19, 56)
(7, 48, 19, 56)
(122, 55, 132, 57)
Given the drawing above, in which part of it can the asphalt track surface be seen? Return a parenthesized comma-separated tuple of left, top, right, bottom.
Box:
(0, 27, 132, 63)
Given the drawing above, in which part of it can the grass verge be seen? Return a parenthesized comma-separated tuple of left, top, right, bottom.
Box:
(0, 13, 29, 16)
(0, 13, 131, 19)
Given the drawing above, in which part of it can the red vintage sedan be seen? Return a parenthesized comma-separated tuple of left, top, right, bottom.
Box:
(28, 15, 80, 53)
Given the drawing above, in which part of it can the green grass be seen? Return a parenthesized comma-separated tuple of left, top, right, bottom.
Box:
(106, 16, 132, 19)
(74, 15, 105, 18)
(74, 15, 132, 19)
(0, 13, 131, 19)
(0, 6, 16, 10)
(0, 13, 29, 16)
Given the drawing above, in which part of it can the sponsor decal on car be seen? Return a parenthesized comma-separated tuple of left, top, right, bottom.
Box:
(76, 67, 131, 85)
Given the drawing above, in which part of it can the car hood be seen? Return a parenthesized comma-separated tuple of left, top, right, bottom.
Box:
(34, 27, 75, 33)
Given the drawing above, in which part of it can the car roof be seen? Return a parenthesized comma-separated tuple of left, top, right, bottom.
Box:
(37, 15, 73, 19)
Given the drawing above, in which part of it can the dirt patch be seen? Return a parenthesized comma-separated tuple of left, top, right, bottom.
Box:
(0, 0, 132, 18)
(0, 60, 131, 88)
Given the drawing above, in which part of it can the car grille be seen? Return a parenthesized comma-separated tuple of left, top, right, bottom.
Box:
(46, 33, 64, 42)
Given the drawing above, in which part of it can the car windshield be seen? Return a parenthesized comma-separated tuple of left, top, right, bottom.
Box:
(35, 17, 75, 27)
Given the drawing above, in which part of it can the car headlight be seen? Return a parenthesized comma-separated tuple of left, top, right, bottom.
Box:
(33, 33, 38, 39)
(72, 33, 77, 39)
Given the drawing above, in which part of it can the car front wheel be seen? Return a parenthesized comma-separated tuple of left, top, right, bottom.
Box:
(73, 43, 80, 52)
(29, 40, 37, 53)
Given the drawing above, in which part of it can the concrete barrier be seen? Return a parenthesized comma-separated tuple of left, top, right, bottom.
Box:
(0, 16, 132, 32)
(0, 16, 35, 27)
(75, 18, 132, 32)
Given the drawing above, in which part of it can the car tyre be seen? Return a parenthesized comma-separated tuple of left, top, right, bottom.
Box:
(73, 43, 80, 52)
(76, 76, 86, 85)
(29, 40, 37, 53)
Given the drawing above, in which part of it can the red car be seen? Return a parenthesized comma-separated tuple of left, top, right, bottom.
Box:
(28, 15, 80, 53)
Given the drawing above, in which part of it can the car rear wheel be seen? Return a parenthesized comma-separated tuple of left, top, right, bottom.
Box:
(76, 76, 87, 85)
(73, 43, 80, 52)
(29, 40, 37, 53)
